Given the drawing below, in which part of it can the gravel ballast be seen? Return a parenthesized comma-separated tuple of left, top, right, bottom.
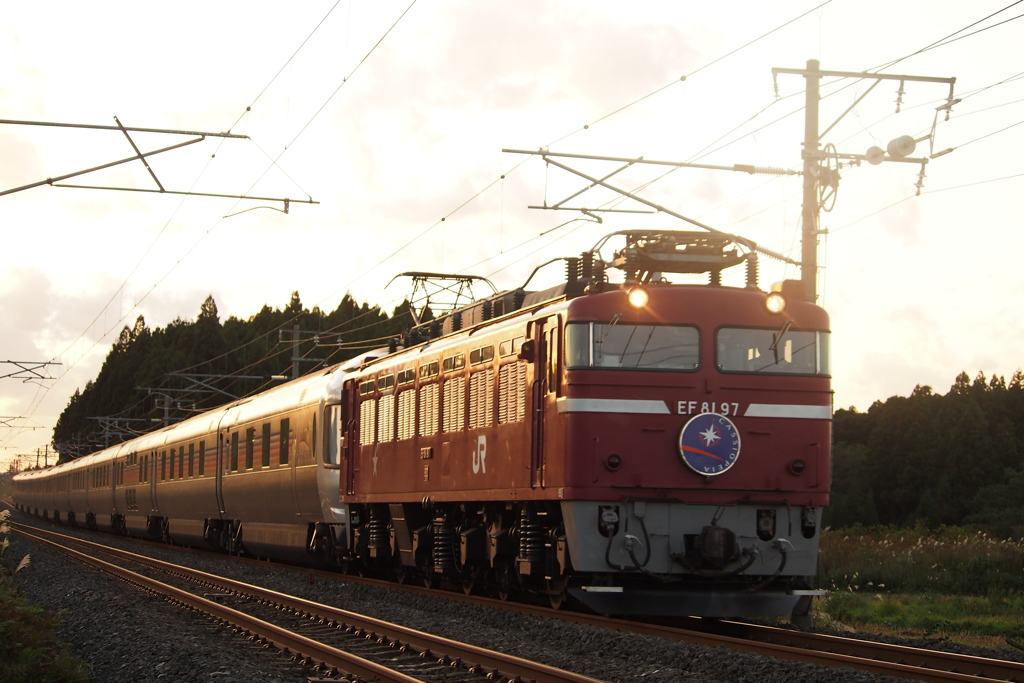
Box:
(8, 510, 1007, 683)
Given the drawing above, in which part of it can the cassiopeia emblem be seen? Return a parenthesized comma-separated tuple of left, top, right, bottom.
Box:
(678, 412, 741, 475)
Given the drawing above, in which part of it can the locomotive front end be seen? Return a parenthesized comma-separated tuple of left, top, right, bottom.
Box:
(555, 239, 831, 621)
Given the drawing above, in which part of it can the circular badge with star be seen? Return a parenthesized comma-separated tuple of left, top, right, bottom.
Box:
(678, 413, 741, 476)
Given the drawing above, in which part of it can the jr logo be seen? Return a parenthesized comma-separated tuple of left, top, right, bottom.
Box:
(472, 435, 487, 474)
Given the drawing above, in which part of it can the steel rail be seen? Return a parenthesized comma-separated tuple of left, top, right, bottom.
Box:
(15, 515, 1023, 683)
(671, 618, 1024, 683)
(14, 524, 608, 683)
(15, 528, 427, 683)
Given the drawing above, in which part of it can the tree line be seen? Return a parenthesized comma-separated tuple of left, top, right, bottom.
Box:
(829, 370, 1024, 535)
(52, 292, 411, 463)
(51, 293, 1024, 536)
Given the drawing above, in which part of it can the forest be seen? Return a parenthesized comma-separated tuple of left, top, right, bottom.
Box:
(50, 291, 1024, 534)
(51, 291, 411, 462)
(829, 370, 1024, 534)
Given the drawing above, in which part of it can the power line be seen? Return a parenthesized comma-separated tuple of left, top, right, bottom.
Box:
(7, 3, 420, 441)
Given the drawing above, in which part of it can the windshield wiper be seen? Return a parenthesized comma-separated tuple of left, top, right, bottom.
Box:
(769, 320, 793, 365)
(596, 313, 622, 346)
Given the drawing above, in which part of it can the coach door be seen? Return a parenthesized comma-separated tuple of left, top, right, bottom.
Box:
(147, 450, 158, 512)
(342, 380, 358, 496)
(215, 430, 227, 514)
(530, 315, 561, 489)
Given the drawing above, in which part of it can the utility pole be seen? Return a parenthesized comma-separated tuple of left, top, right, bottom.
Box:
(278, 326, 339, 379)
(800, 60, 821, 304)
(774, 60, 957, 302)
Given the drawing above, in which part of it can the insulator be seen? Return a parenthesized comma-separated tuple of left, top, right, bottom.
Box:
(566, 257, 579, 282)
(492, 297, 504, 318)
(429, 320, 441, 339)
(754, 166, 792, 176)
(580, 251, 594, 281)
(432, 521, 455, 572)
(388, 337, 398, 353)
(518, 508, 545, 563)
(482, 300, 492, 321)
(367, 507, 389, 551)
(451, 311, 462, 331)
(734, 164, 792, 176)
(709, 269, 721, 286)
(887, 135, 916, 159)
(746, 254, 759, 289)
(512, 288, 525, 310)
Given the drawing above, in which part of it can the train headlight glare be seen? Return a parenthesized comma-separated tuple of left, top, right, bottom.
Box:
(627, 286, 649, 309)
(765, 292, 786, 314)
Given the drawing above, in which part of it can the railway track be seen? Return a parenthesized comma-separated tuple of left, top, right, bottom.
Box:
(599, 616, 1024, 683)
(13, 524, 607, 683)
(13, 516, 1024, 682)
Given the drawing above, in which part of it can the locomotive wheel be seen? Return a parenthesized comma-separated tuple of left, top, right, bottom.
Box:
(461, 566, 482, 595)
(545, 577, 569, 610)
(495, 563, 514, 601)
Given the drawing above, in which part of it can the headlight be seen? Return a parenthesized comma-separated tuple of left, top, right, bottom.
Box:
(627, 286, 649, 309)
(765, 292, 786, 314)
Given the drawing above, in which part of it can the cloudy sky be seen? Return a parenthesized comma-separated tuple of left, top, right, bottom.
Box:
(2, 1, 1022, 471)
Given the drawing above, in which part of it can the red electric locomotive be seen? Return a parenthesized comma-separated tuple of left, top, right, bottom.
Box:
(331, 229, 830, 622)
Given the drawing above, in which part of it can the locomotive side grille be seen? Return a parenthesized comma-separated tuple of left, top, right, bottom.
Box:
(378, 394, 395, 442)
(419, 384, 438, 436)
(498, 360, 527, 424)
(359, 399, 376, 446)
(468, 368, 494, 429)
(442, 376, 465, 432)
(397, 390, 416, 441)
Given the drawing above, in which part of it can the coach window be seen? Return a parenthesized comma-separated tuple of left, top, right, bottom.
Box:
(169, 450, 175, 480)
(262, 423, 271, 468)
(188, 443, 195, 478)
(230, 432, 240, 472)
(245, 427, 255, 469)
(324, 404, 343, 466)
(198, 441, 206, 476)
(279, 418, 290, 465)
(161, 451, 167, 481)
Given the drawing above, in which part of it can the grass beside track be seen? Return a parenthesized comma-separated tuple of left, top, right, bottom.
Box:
(0, 510, 91, 683)
(817, 525, 1024, 650)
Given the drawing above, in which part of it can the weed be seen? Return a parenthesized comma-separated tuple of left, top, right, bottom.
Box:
(817, 525, 1024, 645)
(0, 511, 90, 682)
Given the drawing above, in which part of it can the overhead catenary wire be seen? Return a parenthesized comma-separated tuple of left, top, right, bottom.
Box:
(3, 3, 421, 455)
(17, 0, 826, 430)
(9, 3, 1024, 460)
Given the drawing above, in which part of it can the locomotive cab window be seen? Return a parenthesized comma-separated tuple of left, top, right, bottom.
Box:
(716, 327, 830, 375)
(565, 322, 700, 371)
